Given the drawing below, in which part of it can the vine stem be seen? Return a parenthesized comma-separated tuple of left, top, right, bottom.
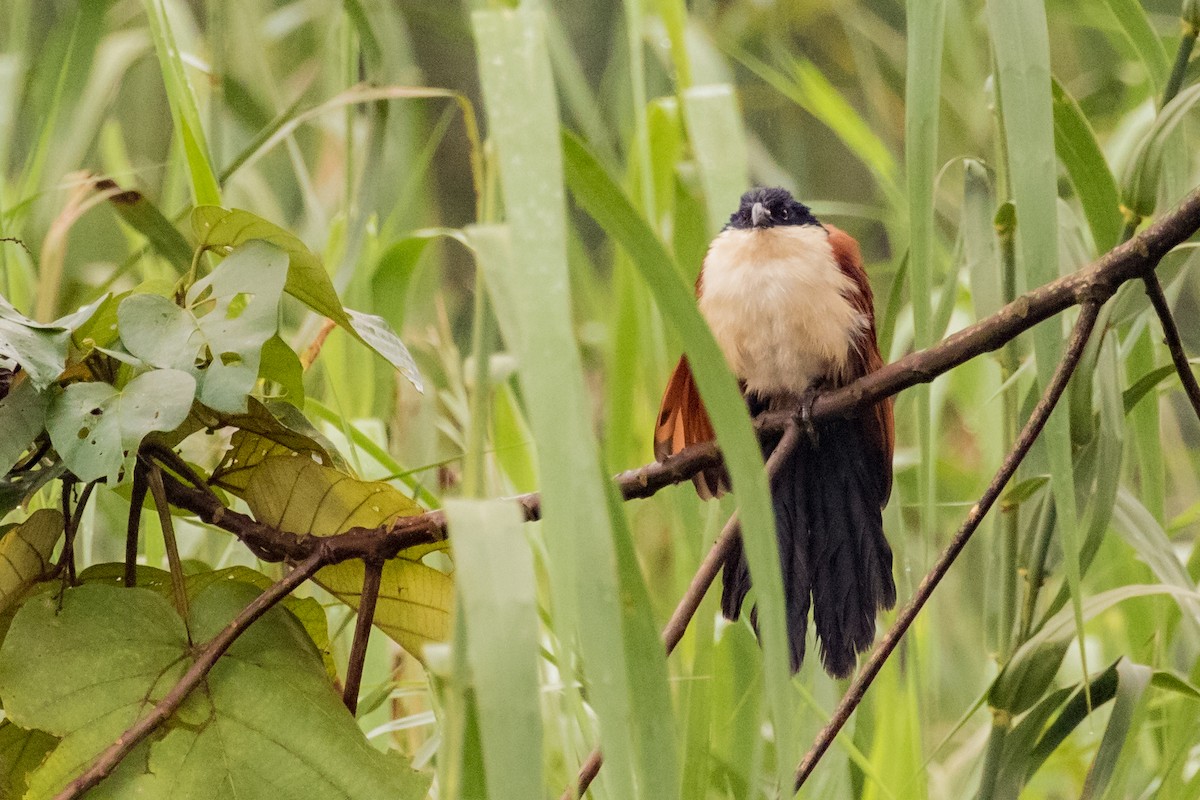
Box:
(793, 302, 1102, 790)
(1143, 272, 1200, 424)
(342, 558, 384, 714)
(53, 550, 327, 800)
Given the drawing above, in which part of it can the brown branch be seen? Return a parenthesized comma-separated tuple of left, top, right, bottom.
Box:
(793, 301, 1102, 790)
(153, 184, 1200, 572)
(1143, 272, 1200, 423)
(53, 550, 327, 800)
(561, 422, 803, 800)
(342, 558, 384, 715)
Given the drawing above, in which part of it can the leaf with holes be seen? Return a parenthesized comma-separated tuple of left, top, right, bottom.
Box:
(45, 370, 196, 483)
(243, 456, 451, 661)
(0, 509, 63, 615)
(117, 240, 288, 413)
(191, 207, 423, 392)
(0, 581, 428, 799)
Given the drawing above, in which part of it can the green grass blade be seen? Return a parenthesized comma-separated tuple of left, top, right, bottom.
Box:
(1100, 0, 1169, 94)
(444, 499, 543, 800)
(1080, 659, 1151, 799)
(906, 0, 946, 551)
(1051, 79, 1122, 253)
(682, 85, 748, 233)
(142, 0, 221, 206)
(472, 9, 679, 796)
(560, 128, 796, 789)
(987, 0, 1088, 688)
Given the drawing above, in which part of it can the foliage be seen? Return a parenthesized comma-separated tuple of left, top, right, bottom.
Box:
(0, 0, 1198, 798)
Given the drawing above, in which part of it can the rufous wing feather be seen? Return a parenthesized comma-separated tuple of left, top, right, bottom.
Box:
(828, 225, 895, 501)
(653, 356, 726, 498)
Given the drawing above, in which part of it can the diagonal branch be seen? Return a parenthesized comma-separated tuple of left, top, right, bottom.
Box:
(53, 550, 327, 800)
(1142, 272, 1200, 423)
(793, 301, 1103, 790)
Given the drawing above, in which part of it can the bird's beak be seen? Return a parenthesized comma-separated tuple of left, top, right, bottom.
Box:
(751, 202, 769, 228)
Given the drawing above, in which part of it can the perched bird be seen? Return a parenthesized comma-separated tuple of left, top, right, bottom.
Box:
(654, 187, 895, 678)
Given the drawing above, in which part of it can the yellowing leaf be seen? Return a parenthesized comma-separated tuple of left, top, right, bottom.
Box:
(0, 510, 64, 614)
(243, 456, 451, 661)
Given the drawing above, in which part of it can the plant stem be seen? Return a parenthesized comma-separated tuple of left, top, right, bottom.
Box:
(342, 558, 384, 715)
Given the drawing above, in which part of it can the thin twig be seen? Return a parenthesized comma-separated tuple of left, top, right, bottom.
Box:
(793, 302, 1102, 790)
(342, 558, 384, 715)
(146, 462, 191, 636)
(124, 464, 148, 588)
(561, 422, 803, 800)
(53, 550, 327, 800)
(1143, 272, 1200, 423)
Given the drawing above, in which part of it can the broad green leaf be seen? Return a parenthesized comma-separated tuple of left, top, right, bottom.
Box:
(444, 499, 542, 800)
(190, 207, 423, 391)
(45, 369, 196, 483)
(257, 333, 305, 405)
(1051, 79, 1122, 253)
(209, 398, 343, 496)
(243, 456, 451, 660)
(0, 299, 69, 390)
(118, 240, 287, 413)
(0, 509, 63, 615)
(96, 179, 192, 268)
(0, 721, 57, 799)
(557, 130, 789, 785)
(0, 373, 49, 475)
(0, 582, 427, 799)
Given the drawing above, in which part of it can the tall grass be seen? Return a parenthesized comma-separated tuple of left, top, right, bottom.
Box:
(1, 0, 1198, 798)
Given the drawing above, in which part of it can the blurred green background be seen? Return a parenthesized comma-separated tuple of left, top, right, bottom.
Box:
(2, 0, 1200, 797)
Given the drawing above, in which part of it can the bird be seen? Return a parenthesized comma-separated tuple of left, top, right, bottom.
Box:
(653, 187, 895, 678)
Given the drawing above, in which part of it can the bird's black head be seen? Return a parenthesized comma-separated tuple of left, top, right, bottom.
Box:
(727, 187, 820, 230)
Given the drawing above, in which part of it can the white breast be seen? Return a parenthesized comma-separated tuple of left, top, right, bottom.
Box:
(697, 224, 867, 397)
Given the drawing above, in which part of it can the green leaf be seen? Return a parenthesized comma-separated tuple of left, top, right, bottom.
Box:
(209, 398, 343, 496)
(1051, 78, 1122, 253)
(1123, 363, 1184, 414)
(0, 299, 69, 390)
(0, 581, 427, 799)
(257, 333, 305, 405)
(1099, 0, 1169, 94)
(118, 240, 288, 413)
(444, 499, 543, 800)
(0, 721, 58, 800)
(0, 373, 49, 475)
(1081, 659, 1151, 799)
(243, 456, 451, 661)
(0, 509, 63, 615)
(45, 369, 196, 483)
(96, 179, 192, 268)
(1122, 82, 1200, 218)
(190, 207, 422, 391)
(991, 585, 1200, 715)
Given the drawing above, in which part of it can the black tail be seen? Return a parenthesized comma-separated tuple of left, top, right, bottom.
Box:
(720, 417, 895, 677)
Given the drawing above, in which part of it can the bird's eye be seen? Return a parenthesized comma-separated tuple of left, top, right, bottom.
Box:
(780, 208, 789, 219)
